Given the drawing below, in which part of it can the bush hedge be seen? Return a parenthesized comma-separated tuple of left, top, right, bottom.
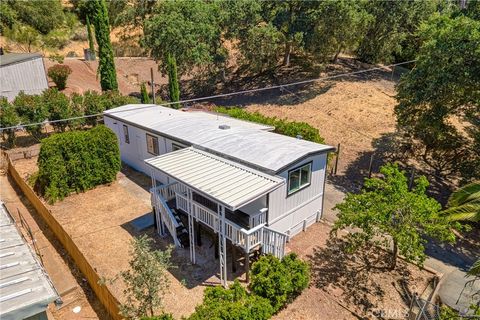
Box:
(249, 253, 309, 313)
(214, 107, 325, 144)
(188, 280, 274, 320)
(36, 125, 121, 203)
(186, 254, 309, 320)
(47, 64, 72, 90)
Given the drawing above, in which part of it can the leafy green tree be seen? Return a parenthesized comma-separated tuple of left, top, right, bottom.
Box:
(332, 163, 456, 270)
(0, 2, 17, 34)
(4, 24, 41, 52)
(167, 54, 180, 108)
(189, 280, 273, 320)
(0, 98, 19, 146)
(108, 235, 173, 319)
(87, 0, 118, 91)
(356, 0, 438, 64)
(308, 0, 372, 63)
(238, 23, 284, 73)
(86, 15, 96, 60)
(143, 0, 225, 76)
(13, 92, 49, 139)
(395, 14, 480, 179)
(42, 89, 72, 132)
(140, 82, 150, 104)
(7, 0, 65, 35)
(261, 0, 318, 66)
(443, 182, 480, 222)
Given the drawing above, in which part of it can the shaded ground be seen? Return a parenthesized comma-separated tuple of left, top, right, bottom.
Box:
(283, 222, 436, 319)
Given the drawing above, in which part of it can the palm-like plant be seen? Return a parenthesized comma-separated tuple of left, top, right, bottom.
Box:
(443, 181, 480, 222)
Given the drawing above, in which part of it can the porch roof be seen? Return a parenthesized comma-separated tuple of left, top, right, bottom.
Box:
(145, 147, 285, 210)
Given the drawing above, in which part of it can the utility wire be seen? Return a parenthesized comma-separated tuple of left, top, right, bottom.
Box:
(0, 60, 415, 131)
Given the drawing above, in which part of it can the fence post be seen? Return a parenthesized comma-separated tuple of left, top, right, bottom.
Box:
(368, 153, 374, 178)
(334, 143, 341, 175)
(150, 67, 156, 104)
(408, 168, 415, 190)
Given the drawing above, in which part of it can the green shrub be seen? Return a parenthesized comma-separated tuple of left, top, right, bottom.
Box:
(0, 97, 19, 146)
(47, 64, 72, 90)
(214, 107, 325, 144)
(42, 88, 72, 132)
(36, 125, 120, 203)
(13, 92, 49, 139)
(188, 280, 273, 320)
(249, 253, 309, 313)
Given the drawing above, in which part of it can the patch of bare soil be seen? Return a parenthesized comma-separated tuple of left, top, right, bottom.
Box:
(282, 222, 436, 319)
(246, 77, 397, 179)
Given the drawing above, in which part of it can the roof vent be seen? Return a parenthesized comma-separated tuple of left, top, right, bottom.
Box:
(219, 124, 230, 130)
(296, 134, 303, 139)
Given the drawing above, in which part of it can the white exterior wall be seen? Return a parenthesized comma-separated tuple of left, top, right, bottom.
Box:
(104, 116, 190, 183)
(267, 154, 327, 236)
(0, 58, 48, 101)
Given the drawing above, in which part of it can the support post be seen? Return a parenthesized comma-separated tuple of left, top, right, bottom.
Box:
(218, 205, 227, 288)
(245, 250, 250, 283)
(196, 222, 202, 247)
(368, 153, 374, 178)
(187, 188, 196, 264)
(231, 242, 237, 273)
(334, 143, 341, 175)
(150, 67, 156, 104)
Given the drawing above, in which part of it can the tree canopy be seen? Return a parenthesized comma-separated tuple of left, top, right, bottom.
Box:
(333, 163, 457, 270)
(395, 14, 480, 180)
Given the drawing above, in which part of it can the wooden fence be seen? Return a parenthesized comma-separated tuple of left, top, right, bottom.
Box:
(5, 154, 122, 320)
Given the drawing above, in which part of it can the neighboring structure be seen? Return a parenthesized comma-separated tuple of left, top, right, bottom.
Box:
(0, 201, 58, 320)
(0, 52, 48, 101)
(104, 104, 334, 286)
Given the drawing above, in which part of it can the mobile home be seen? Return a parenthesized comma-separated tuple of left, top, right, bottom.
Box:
(104, 104, 334, 286)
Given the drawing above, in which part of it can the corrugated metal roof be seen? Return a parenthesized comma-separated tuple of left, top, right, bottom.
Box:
(0, 53, 42, 67)
(0, 202, 58, 320)
(145, 147, 285, 210)
(104, 104, 334, 173)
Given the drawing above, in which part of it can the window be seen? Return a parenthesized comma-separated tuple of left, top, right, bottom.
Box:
(146, 133, 159, 155)
(123, 125, 130, 144)
(287, 163, 311, 195)
(172, 142, 185, 151)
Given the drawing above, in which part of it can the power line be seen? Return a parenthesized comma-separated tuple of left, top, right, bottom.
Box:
(0, 60, 415, 131)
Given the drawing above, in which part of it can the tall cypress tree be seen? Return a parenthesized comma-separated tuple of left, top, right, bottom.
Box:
(88, 0, 118, 91)
(167, 54, 180, 109)
(86, 15, 96, 60)
(140, 82, 150, 103)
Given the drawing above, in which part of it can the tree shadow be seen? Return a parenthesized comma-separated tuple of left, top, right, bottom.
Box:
(307, 236, 412, 315)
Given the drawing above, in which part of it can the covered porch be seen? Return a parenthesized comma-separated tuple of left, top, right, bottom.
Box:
(145, 147, 289, 287)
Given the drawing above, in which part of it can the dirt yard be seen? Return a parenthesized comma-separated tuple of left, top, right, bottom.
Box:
(281, 222, 437, 319)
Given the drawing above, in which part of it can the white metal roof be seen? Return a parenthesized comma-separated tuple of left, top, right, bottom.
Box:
(145, 147, 285, 210)
(104, 104, 334, 173)
(0, 202, 58, 320)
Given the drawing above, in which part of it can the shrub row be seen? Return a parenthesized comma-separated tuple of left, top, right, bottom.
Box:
(214, 107, 325, 144)
(36, 125, 121, 203)
(187, 253, 309, 320)
(0, 89, 138, 145)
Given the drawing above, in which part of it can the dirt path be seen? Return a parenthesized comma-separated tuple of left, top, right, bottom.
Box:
(0, 173, 108, 320)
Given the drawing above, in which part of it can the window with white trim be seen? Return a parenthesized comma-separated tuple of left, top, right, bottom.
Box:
(287, 163, 311, 195)
(146, 133, 159, 155)
(123, 125, 130, 144)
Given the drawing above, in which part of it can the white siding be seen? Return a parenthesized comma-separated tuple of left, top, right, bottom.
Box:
(104, 116, 192, 183)
(0, 58, 48, 101)
(267, 154, 327, 235)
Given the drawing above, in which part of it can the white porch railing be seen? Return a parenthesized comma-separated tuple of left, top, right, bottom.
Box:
(175, 192, 286, 258)
(249, 208, 268, 227)
(262, 226, 288, 259)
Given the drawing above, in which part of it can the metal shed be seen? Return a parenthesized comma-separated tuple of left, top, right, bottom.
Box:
(0, 201, 58, 320)
(0, 53, 49, 101)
